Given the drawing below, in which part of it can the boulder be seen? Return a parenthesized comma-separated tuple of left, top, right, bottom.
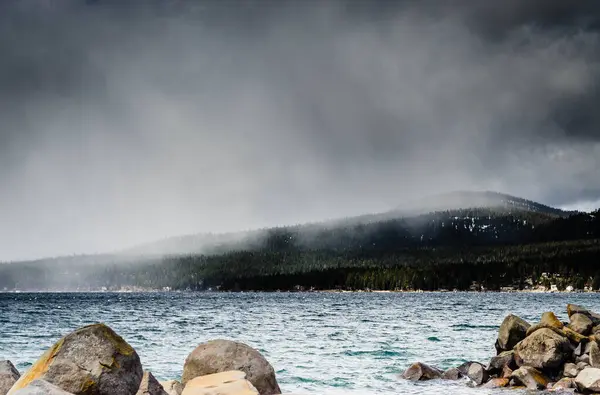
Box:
(496, 314, 530, 353)
(0, 361, 20, 395)
(159, 381, 183, 395)
(577, 361, 590, 370)
(481, 378, 509, 389)
(182, 340, 280, 395)
(514, 328, 571, 370)
(570, 313, 593, 336)
(456, 361, 475, 377)
(542, 312, 565, 329)
(511, 366, 550, 390)
(466, 363, 488, 386)
(181, 371, 258, 395)
(562, 327, 589, 344)
(137, 372, 168, 395)
(575, 367, 600, 392)
(552, 377, 576, 391)
(567, 304, 600, 325)
(563, 363, 580, 378)
(576, 354, 591, 365)
(590, 341, 600, 368)
(10, 380, 73, 395)
(401, 362, 442, 381)
(7, 323, 143, 395)
(441, 368, 462, 380)
(501, 365, 513, 379)
(488, 350, 515, 373)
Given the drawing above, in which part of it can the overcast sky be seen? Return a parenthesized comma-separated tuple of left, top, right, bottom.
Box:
(1, 0, 600, 260)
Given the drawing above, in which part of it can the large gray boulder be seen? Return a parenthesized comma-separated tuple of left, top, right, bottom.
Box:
(136, 372, 167, 395)
(575, 367, 600, 392)
(11, 380, 73, 395)
(514, 328, 571, 370)
(182, 340, 281, 395)
(496, 314, 530, 353)
(7, 323, 143, 395)
(400, 362, 442, 381)
(0, 361, 20, 395)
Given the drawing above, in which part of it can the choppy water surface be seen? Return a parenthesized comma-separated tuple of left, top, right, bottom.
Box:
(1, 292, 599, 394)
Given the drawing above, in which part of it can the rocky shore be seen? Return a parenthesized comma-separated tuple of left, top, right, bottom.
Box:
(402, 303, 600, 392)
(0, 323, 291, 395)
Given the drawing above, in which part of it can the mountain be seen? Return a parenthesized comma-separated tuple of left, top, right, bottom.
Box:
(120, 191, 575, 256)
(1, 191, 598, 292)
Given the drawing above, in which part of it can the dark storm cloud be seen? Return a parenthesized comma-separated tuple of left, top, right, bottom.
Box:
(1, 0, 600, 260)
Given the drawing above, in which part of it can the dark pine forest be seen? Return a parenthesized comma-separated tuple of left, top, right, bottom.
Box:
(1, 192, 599, 292)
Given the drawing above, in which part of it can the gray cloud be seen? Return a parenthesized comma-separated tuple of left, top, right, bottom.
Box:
(1, 0, 600, 260)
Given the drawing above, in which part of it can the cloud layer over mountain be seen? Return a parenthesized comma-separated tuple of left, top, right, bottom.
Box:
(1, 0, 599, 260)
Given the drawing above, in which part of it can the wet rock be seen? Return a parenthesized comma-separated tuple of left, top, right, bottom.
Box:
(570, 313, 593, 336)
(575, 367, 600, 392)
(181, 371, 258, 395)
(441, 368, 462, 380)
(552, 377, 576, 391)
(488, 350, 515, 373)
(11, 380, 73, 395)
(182, 340, 281, 395)
(0, 361, 20, 395)
(456, 361, 475, 377)
(511, 366, 550, 390)
(563, 363, 580, 378)
(589, 341, 600, 368)
(467, 363, 488, 386)
(137, 372, 168, 395)
(481, 378, 509, 389)
(7, 323, 143, 395)
(496, 314, 530, 353)
(401, 362, 442, 381)
(515, 328, 571, 370)
(159, 381, 183, 395)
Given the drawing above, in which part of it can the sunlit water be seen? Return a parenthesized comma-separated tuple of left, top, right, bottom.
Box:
(1, 292, 599, 394)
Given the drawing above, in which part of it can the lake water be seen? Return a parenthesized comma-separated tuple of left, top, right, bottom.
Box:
(1, 292, 599, 394)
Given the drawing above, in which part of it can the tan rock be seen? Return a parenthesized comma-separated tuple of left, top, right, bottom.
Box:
(10, 380, 74, 395)
(467, 363, 488, 385)
(515, 328, 571, 370)
(511, 366, 550, 390)
(160, 381, 183, 395)
(182, 371, 258, 395)
(570, 313, 593, 336)
(182, 340, 280, 395)
(400, 362, 442, 381)
(482, 378, 509, 389)
(552, 377, 576, 391)
(7, 323, 142, 395)
(590, 341, 600, 368)
(563, 363, 581, 378)
(0, 361, 20, 395)
(575, 367, 600, 392)
(137, 372, 168, 395)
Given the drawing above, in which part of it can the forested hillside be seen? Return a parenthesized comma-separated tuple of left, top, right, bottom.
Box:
(1, 193, 598, 292)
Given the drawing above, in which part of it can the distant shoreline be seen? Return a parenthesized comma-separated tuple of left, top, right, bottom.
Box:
(1, 289, 597, 294)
